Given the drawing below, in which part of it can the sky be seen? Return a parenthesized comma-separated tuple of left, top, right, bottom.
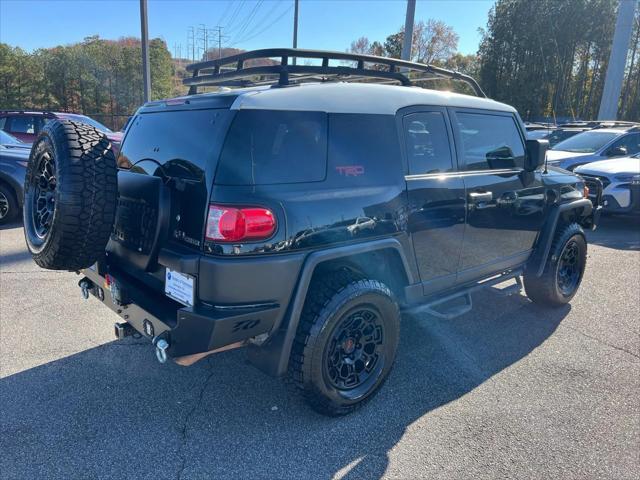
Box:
(0, 0, 493, 57)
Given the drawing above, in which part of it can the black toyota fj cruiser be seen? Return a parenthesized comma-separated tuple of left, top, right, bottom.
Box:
(23, 49, 601, 415)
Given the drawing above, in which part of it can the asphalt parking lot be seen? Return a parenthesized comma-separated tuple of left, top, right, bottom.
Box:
(1, 216, 638, 480)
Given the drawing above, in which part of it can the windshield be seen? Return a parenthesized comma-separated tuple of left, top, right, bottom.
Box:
(551, 131, 618, 153)
(57, 114, 112, 133)
(0, 130, 23, 145)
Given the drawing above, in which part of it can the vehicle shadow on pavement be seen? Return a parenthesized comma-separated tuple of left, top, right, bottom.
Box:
(586, 215, 640, 251)
(0, 293, 568, 480)
(0, 220, 22, 231)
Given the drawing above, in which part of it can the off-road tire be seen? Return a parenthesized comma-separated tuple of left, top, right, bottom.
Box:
(289, 269, 400, 416)
(23, 120, 117, 270)
(524, 222, 587, 307)
(0, 183, 19, 225)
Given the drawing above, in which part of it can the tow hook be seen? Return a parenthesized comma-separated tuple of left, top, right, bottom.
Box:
(153, 337, 170, 364)
(79, 278, 93, 300)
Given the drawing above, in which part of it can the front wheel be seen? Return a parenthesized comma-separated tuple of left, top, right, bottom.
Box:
(289, 271, 400, 416)
(524, 223, 587, 306)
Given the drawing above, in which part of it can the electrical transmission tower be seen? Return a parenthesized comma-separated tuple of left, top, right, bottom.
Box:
(187, 26, 196, 61)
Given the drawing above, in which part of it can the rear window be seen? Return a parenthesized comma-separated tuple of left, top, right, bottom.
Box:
(216, 110, 327, 185)
(118, 109, 231, 178)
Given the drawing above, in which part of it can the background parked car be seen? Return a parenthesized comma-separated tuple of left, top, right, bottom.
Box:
(546, 124, 640, 171)
(0, 110, 123, 154)
(576, 153, 640, 215)
(0, 130, 29, 224)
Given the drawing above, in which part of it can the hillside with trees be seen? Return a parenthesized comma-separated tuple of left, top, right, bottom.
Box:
(0, 36, 173, 129)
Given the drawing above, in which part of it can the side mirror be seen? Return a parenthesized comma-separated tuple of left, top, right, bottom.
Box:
(525, 139, 548, 171)
(606, 146, 627, 157)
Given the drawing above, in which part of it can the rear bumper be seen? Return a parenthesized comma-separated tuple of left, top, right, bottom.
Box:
(81, 248, 305, 360)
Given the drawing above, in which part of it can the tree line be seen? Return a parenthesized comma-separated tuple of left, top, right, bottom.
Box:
(0, 36, 174, 130)
(0, 0, 638, 126)
(350, 0, 639, 121)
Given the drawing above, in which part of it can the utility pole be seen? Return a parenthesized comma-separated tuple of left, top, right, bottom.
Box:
(292, 0, 299, 65)
(598, 0, 637, 120)
(401, 0, 416, 62)
(140, 0, 151, 103)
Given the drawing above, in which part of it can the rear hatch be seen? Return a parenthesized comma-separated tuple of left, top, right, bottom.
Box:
(107, 95, 236, 276)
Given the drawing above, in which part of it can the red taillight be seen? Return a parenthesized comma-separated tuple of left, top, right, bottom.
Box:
(205, 205, 276, 242)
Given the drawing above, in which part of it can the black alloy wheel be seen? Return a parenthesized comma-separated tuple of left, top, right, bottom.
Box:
(324, 306, 386, 398)
(556, 239, 582, 296)
(29, 150, 57, 239)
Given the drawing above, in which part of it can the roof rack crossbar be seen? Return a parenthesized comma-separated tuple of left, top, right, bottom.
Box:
(184, 48, 486, 97)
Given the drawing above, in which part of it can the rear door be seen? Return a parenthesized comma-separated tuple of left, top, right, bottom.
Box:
(450, 109, 546, 281)
(401, 107, 466, 295)
(109, 104, 235, 273)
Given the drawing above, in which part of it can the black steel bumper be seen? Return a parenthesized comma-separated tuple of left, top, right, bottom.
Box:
(80, 248, 305, 359)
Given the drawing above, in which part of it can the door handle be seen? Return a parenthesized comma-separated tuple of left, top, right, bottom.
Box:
(468, 191, 493, 203)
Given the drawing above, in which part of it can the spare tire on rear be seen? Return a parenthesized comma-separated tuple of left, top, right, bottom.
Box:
(23, 119, 118, 271)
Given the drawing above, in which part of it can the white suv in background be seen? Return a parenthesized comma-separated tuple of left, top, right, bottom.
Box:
(546, 125, 640, 171)
(575, 153, 640, 215)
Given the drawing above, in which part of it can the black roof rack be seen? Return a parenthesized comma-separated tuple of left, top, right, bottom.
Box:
(184, 48, 486, 97)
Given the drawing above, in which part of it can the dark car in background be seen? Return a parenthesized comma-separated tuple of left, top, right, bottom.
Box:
(0, 130, 30, 224)
(0, 110, 123, 154)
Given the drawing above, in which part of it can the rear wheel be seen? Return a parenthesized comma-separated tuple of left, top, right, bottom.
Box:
(289, 270, 400, 416)
(524, 223, 587, 306)
(0, 183, 19, 225)
(23, 120, 117, 270)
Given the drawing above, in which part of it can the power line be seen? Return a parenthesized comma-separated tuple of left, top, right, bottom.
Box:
(223, 0, 247, 31)
(215, 1, 234, 27)
(234, 0, 280, 42)
(228, 4, 293, 47)
(227, 0, 264, 45)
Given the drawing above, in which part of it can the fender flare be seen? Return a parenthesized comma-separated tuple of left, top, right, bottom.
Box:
(529, 198, 593, 277)
(248, 237, 415, 377)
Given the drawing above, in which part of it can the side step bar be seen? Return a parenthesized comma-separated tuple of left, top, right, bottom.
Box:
(404, 270, 523, 320)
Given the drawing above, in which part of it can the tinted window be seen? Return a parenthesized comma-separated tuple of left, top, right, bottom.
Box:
(456, 112, 525, 170)
(118, 109, 232, 178)
(217, 110, 327, 185)
(0, 117, 6, 129)
(551, 130, 618, 153)
(403, 111, 453, 174)
(610, 133, 640, 155)
(9, 116, 36, 134)
(327, 114, 402, 186)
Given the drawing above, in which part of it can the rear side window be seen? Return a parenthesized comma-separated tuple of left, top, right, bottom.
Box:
(610, 133, 640, 155)
(216, 110, 327, 185)
(327, 113, 401, 185)
(455, 112, 525, 170)
(403, 111, 454, 174)
(9, 115, 36, 134)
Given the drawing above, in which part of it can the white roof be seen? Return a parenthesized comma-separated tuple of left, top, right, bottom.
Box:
(229, 82, 516, 115)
